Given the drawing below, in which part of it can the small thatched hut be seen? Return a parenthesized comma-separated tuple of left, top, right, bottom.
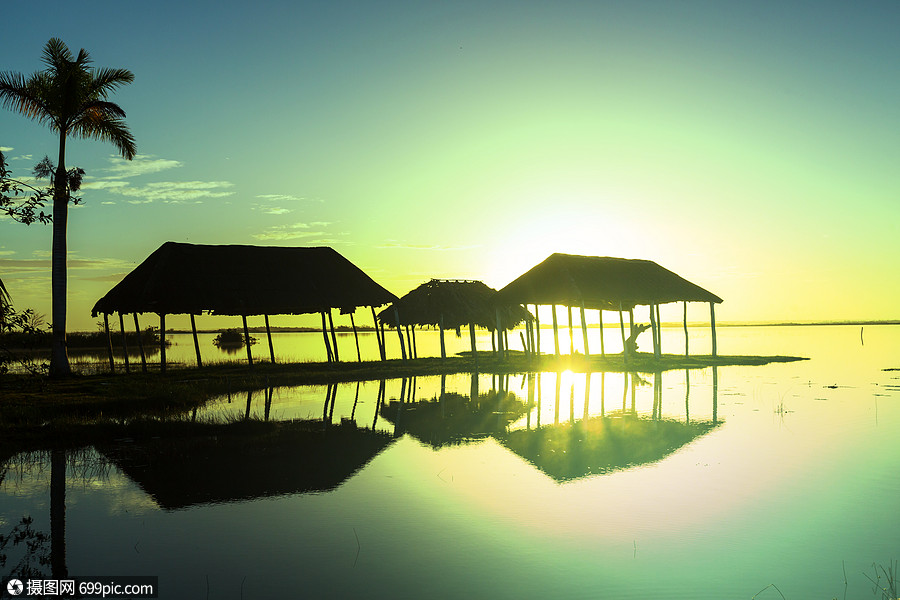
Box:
(91, 242, 398, 371)
(376, 279, 531, 359)
(496, 253, 723, 359)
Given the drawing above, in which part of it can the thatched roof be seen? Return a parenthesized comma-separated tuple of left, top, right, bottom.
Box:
(376, 279, 531, 330)
(91, 242, 398, 316)
(496, 253, 723, 310)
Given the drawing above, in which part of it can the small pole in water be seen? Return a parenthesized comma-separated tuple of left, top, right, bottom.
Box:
(860, 326, 864, 346)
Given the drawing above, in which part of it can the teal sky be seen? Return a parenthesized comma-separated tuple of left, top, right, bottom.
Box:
(2, 1, 898, 331)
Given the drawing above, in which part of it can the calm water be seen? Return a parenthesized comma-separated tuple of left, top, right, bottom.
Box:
(2, 325, 899, 599)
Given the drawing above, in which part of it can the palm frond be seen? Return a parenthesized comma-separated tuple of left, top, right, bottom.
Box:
(89, 67, 135, 97)
(70, 113, 136, 159)
(41, 38, 77, 70)
(0, 277, 10, 310)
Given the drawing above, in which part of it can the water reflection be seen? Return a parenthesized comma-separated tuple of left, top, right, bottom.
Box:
(98, 422, 394, 510)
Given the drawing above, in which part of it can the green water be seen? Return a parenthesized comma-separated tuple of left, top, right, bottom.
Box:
(2, 325, 898, 599)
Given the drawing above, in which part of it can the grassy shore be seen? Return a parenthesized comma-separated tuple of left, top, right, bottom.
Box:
(0, 351, 805, 450)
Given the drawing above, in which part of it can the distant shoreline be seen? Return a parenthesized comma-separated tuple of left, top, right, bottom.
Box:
(66, 320, 900, 335)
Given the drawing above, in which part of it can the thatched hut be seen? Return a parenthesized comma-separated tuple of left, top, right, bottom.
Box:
(376, 279, 531, 360)
(496, 253, 723, 360)
(91, 242, 397, 371)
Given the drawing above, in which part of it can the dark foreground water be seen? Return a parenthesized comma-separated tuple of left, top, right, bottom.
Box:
(2, 325, 898, 599)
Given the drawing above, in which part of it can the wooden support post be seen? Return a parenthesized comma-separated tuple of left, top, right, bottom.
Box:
(411, 325, 418, 359)
(567, 305, 574, 355)
(710, 302, 718, 357)
(629, 309, 634, 337)
(683, 301, 689, 357)
(371, 306, 386, 361)
(118, 312, 130, 373)
(551, 304, 560, 356)
(350, 312, 361, 362)
(495, 308, 504, 359)
(439, 314, 446, 359)
(394, 307, 407, 361)
(103, 313, 115, 373)
(469, 322, 478, 367)
(328, 309, 339, 362)
(190, 313, 202, 368)
(380, 321, 388, 360)
(598, 310, 605, 357)
(265, 314, 276, 363)
(580, 302, 589, 358)
(618, 303, 628, 364)
(132, 313, 147, 373)
(405, 325, 413, 359)
(534, 305, 541, 356)
(648, 304, 659, 359)
(321, 312, 334, 362)
(242, 315, 253, 366)
(159, 313, 167, 373)
(656, 304, 663, 357)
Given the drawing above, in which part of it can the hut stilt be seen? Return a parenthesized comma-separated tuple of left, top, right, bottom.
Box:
(159, 313, 167, 373)
(328, 309, 340, 362)
(411, 325, 418, 359)
(534, 304, 541, 355)
(656, 304, 663, 357)
(580, 302, 590, 358)
(439, 314, 446, 359)
(567, 305, 574, 355)
(495, 308, 505, 359)
(628, 309, 634, 337)
(242, 315, 254, 366)
(320, 312, 334, 362)
(190, 313, 202, 368)
(405, 326, 413, 359)
(551, 304, 560, 356)
(394, 307, 407, 361)
(683, 301, 689, 356)
(118, 312, 130, 373)
(710, 302, 718, 357)
(468, 322, 478, 367)
(103, 313, 115, 372)
(379, 321, 387, 360)
(132, 313, 147, 373)
(371, 307, 386, 361)
(618, 303, 628, 364)
(265, 314, 276, 363)
(598, 310, 605, 357)
(350, 312, 361, 362)
(648, 304, 659, 359)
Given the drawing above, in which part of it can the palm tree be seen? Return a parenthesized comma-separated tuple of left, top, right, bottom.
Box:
(0, 38, 136, 376)
(0, 275, 10, 333)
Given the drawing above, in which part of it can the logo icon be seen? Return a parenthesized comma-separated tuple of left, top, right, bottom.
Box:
(6, 579, 24, 596)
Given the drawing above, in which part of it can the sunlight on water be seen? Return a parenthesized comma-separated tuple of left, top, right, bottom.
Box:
(2, 325, 899, 599)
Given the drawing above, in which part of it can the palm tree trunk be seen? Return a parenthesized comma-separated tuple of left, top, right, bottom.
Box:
(49, 133, 71, 377)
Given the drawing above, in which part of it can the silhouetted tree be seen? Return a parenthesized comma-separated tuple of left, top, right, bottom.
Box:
(0, 39, 136, 376)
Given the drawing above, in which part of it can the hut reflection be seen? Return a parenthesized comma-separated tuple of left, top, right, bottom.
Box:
(99, 421, 395, 510)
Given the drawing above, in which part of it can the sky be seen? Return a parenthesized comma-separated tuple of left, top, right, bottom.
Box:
(1, 0, 898, 331)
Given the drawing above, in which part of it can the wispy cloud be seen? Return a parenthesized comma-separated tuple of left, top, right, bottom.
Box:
(100, 155, 183, 178)
(76, 155, 233, 204)
(252, 222, 334, 241)
(101, 181, 235, 204)
(0, 255, 134, 274)
(0, 146, 12, 152)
